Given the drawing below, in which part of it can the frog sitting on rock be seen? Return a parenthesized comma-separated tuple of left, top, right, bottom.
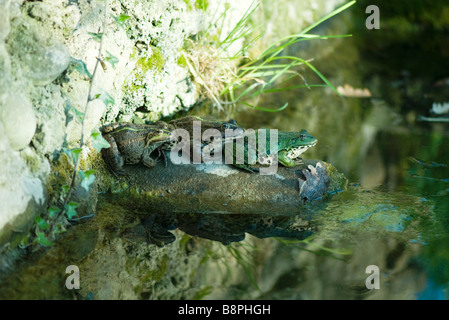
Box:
(100, 116, 244, 175)
(100, 122, 172, 176)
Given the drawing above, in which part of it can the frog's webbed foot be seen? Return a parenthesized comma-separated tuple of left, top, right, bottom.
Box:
(279, 150, 304, 168)
(110, 167, 128, 177)
(141, 148, 159, 169)
(151, 148, 169, 167)
(142, 157, 158, 168)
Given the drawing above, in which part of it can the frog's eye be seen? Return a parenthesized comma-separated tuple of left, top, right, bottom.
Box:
(299, 134, 305, 141)
(223, 123, 229, 129)
(156, 129, 163, 134)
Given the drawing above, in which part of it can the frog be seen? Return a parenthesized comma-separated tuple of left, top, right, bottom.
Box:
(168, 116, 244, 141)
(100, 122, 173, 176)
(230, 129, 317, 172)
(167, 116, 245, 161)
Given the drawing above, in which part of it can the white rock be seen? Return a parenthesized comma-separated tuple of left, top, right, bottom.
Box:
(0, 122, 44, 232)
(0, 92, 36, 151)
(27, 43, 71, 87)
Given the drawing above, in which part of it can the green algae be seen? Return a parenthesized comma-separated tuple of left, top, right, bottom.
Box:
(183, 0, 209, 11)
(135, 48, 165, 73)
(176, 54, 188, 68)
(195, 0, 209, 11)
(324, 162, 349, 194)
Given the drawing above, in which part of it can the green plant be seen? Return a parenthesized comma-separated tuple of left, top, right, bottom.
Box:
(276, 235, 353, 261)
(25, 0, 115, 249)
(225, 241, 262, 292)
(182, 0, 356, 111)
(54, 0, 112, 227)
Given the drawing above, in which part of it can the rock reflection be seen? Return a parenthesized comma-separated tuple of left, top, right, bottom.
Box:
(144, 212, 316, 246)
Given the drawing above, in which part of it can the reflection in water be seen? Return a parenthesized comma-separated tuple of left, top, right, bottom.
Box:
(214, 1, 449, 299)
(144, 212, 315, 246)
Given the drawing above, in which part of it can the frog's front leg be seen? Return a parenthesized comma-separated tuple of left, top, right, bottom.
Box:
(141, 147, 158, 168)
(278, 150, 302, 167)
(101, 134, 126, 176)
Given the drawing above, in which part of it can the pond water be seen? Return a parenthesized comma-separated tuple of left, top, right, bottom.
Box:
(2, 1, 449, 300)
(200, 1, 449, 299)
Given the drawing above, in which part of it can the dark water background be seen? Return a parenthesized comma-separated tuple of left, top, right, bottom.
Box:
(225, 0, 449, 299)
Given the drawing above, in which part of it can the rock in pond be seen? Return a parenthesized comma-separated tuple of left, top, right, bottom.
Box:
(104, 159, 345, 215)
(100, 158, 347, 245)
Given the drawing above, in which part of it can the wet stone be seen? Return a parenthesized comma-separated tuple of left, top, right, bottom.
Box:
(100, 158, 347, 244)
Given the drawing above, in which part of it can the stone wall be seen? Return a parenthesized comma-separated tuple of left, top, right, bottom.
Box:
(0, 0, 344, 263)
(0, 0, 257, 247)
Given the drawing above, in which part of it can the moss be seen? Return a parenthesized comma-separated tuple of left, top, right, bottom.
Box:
(20, 150, 43, 174)
(121, 47, 165, 101)
(183, 0, 193, 11)
(195, 0, 209, 11)
(177, 54, 187, 68)
(183, 0, 209, 11)
(136, 48, 165, 73)
(324, 162, 348, 193)
(45, 153, 74, 197)
(141, 256, 168, 282)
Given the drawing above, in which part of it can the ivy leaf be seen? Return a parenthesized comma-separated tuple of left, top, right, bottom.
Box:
(112, 14, 131, 28)
(35, 231, 54, 247)
(105, 51, 119, 67)
(19, 234, 31, 249)
(79, 169, 96, 192)
(69, 58, 92, 79)
(61, 184, 70, 195)
(54, 222, 67, 234)
(65, 201, 80, 220)
(35, 215, 49, 230)
(48, 206, 61, 219)
(90, 129, 110, 152)
(88, 32, 103, 42)
(63, 147, 82, 165)
(95, 89, 115, 107)
(70, 105, 85, 123)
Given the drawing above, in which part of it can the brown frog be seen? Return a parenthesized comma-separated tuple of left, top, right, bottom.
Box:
(168, 116, 245, 160)
(100, 122, 172, 176)
(168, 116, 243, 139)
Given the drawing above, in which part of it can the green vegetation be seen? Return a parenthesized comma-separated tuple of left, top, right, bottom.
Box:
(183, 0, 209, 11)
(136, 47, 165, 73)
(195, 0, 209, 11)
(182, 0, 356, 111)
(19, 0, 115, 250)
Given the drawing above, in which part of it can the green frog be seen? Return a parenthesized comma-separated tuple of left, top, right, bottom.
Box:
(168, 116, 245, 161)
(100, 122, 172, 176)
(230, 129, 317, 172)
(168, 116, 244, 140)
